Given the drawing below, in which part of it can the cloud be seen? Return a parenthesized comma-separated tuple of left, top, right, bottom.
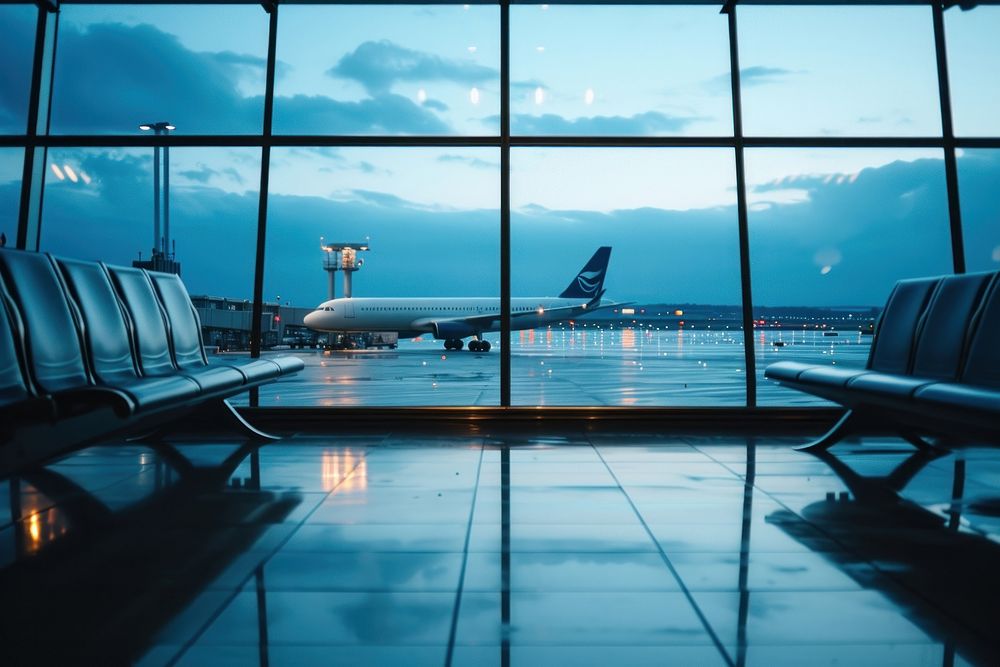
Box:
(327, 40, 497, 95)
(48, 22, 265, 134)
(273, 93, 450, 134)
(706, 66, 798, 94)
(180, 166, 218, 183)
(436, 155, 498, 170)
(507, 111, 700, 135)
(421, 99, 449, 112)
(0, 6, 38, 132)
(739, 66, 797, 86)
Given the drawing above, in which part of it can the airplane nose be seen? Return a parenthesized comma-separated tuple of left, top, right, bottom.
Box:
(304, 311, 317, 327)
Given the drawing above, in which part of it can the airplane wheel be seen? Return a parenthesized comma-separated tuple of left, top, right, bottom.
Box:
(455, 339, 465, 350)
(469, 341, 481, 352)
(482, 340, 491, 352)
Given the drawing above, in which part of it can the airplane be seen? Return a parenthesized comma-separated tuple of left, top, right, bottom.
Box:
(303, 247, 618, 352)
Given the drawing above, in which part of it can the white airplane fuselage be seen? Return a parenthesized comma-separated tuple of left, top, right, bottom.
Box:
(303, 296, 603, 339)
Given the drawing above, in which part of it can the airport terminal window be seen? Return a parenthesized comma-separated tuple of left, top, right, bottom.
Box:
(747, 149, 954, 406)
(511, 148, 745, 406)
(0, 150, 23, 245)
(256, 147, 500, 407)
(10, 2, 1000, 412)
(945, 5, 1000, 137)
(273, 5, 500, 135)
(957, 150, 1000, 273)
(737, 6, 941, 137)
(510, 5, 732, 136)
(38, 145, 261, 312)
(0, 4, 36, 135)
(50, 5, 268, 134)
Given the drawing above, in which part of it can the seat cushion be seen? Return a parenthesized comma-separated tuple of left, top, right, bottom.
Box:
(225, 359, 282, 383)
(796, 366, 872, 389)
(763, 361, 818, 382)
(847, 373, 936, 398)
(110, 375, 201, 412)
(269, 356, 305, 375)
(181, 366, 246, 394)
(914, 383, 1000, 416)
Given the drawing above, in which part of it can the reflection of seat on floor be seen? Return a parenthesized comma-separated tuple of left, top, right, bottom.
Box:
(766, 448, 1000, 665)
(0, 441, 298, 664)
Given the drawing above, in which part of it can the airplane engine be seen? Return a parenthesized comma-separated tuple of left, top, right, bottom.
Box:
(432, 321, 478, 340)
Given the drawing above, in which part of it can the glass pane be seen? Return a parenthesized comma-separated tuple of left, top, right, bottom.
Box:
(51, 5, 268, 134)
(510, 5, 732, 136)
(0, 5, 36, 135)
(747, 149, 953, 406)
(738, 6, 941, 137)
(260, 147, 500, 406)
(274, 6, 499, 135)
(38, 145, 261, 350)
(0, 149, 24, 245)
(946, 6, 1000, 137)
(957, 149, 1000, 273)
(512, 148, 745, 406)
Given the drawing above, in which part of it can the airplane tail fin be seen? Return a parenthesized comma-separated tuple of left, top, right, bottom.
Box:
(559, 247, 612, 300)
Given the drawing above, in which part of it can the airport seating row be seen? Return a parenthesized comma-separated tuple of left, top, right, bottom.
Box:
(765, 270, 1000, 450)
(0, 248, 303, 474)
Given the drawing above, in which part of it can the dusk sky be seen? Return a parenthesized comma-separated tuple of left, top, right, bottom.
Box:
(0, 3, 997, 309)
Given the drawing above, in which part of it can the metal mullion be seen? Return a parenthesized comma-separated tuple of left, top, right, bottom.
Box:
(16, 3, 56, 251)
(500, 0, 511, 407)
(726, 4, 757, 409)
(248, 2, 279, 407)
(933, 2, 965, 274)
(13, 135, 989, 149)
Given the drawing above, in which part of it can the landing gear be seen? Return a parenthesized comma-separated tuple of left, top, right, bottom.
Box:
(468, 339, 492, 353)
(444, 338, 464, 351)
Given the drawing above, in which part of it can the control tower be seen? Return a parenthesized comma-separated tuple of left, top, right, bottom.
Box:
(321, 238, 370, 300)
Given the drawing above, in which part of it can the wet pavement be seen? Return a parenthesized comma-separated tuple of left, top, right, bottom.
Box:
(229, 328, 872, 407)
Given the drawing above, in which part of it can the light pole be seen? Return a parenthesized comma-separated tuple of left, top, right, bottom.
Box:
(139, 121, 175, 258)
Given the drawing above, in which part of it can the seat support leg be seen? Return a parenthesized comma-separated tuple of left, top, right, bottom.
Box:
(129, 400, 280, 444)
(899, 429, 945, 453)
(795, 410, 862, 453)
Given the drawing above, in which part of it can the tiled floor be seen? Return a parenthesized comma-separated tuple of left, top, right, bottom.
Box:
(1, 431, 999, 666)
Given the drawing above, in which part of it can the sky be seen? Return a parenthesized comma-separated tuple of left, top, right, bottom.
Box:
(0, 3, 998, 309)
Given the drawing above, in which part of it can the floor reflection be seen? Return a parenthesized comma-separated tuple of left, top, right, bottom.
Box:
(0, 433, 998, 666)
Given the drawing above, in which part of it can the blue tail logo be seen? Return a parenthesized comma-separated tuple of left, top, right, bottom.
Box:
(559, 247, 612, 299)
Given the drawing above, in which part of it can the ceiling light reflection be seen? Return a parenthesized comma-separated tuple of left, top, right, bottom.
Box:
(50, 163, 65, 180)
(585, 88, 595, 105)
(470, 87, 480, 105)
(534, 87, 545, 105)
(63, 165, 78, 183)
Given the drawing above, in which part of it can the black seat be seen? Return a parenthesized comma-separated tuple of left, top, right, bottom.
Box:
(146, 270, 303, 382)
(105, 265, 245, 394)
(847, 272, 995, 399)
(915, 273, 1000, 418)
(0, 273, 32, 411)
(56, 258, 202, 412)
(787, 277, 941, 393)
